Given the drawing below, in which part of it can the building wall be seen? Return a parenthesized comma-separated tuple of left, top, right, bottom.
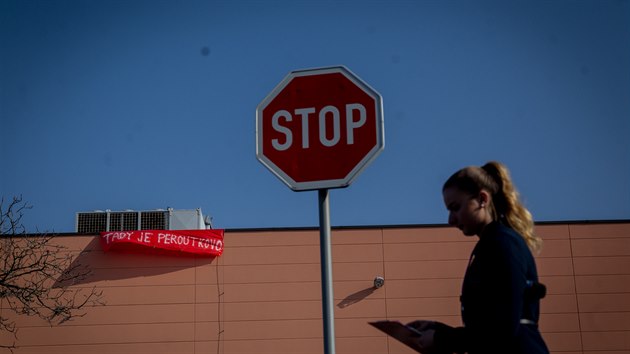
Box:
(1, 222, 629, 354)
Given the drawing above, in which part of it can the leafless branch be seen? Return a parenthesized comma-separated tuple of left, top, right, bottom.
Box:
(1, 196, 104, 349)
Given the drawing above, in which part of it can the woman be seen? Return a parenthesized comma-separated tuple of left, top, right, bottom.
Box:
(408, 161, 549, 354)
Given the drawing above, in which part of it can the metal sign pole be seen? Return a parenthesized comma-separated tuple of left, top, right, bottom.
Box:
(318, 188, 336, 354)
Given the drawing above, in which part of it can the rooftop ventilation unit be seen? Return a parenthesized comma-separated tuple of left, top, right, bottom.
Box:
(75, 208, 210, 234)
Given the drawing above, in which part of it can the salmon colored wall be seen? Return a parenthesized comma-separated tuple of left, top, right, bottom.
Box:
(1, 222, 629, 354)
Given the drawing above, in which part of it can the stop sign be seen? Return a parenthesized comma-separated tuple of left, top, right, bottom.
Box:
(256, 66, 384, 191)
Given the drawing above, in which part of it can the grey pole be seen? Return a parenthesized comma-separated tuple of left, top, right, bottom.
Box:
(318, 188, 336, 354)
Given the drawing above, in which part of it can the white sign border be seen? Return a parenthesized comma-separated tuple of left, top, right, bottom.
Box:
(256, 65, 385, 191)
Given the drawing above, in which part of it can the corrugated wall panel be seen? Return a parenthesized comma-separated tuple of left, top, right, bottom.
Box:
(2, 222, 629, 354)
(12, 342, 197, 354)
(569, 223, 630, 354)
(381, 228, 467, 353)
(12, 322, 197, 346)
(532, 224, 581, 353)
(213, 228, 388, 354)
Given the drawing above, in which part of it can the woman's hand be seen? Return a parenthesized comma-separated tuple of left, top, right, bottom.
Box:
(405, 321, 435, 352)
(418, 328, 436, 351)
(407, 320, 436, 332)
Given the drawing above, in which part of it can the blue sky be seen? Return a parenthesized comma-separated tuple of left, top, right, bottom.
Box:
(1, 0, 629, 233)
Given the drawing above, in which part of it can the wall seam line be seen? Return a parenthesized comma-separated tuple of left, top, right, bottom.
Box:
(380, 227, 390, 354)
(568, 224, 585, 354)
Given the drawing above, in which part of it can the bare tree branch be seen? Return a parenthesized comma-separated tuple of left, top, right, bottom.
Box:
(1, 196, 104, 350)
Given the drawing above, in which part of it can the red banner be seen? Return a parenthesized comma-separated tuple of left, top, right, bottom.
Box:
(100, 229, 224, 256)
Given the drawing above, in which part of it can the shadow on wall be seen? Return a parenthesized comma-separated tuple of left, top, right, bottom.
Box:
(337, 286, 377, 309)
(54, 236, 219, 287)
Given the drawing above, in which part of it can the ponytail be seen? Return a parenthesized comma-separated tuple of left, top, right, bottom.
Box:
(481, 162, 542, 253)
(443, 161, 542, 253)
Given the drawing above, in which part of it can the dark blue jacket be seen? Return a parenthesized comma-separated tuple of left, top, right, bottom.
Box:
(434, 222, 549, 354)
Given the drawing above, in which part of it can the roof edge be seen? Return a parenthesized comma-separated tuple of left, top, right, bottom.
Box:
(6, 219, 629, 237)
(224, 218, 630, 233)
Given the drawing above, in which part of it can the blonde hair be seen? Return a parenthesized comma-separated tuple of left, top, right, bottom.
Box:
(443, 161, 542, 253)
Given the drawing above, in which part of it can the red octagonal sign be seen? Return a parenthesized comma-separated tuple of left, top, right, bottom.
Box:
(256, 66, 384, 191)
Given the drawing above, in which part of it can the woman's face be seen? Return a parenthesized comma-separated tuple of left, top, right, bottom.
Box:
(442, 187, 491, 237)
